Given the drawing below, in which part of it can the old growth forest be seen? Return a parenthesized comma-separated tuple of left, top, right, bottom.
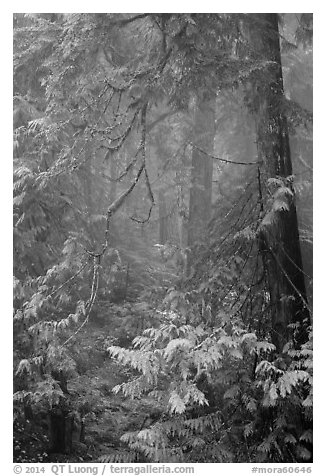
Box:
(13, 13, 313, 464)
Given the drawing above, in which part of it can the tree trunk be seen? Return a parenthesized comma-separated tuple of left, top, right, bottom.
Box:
(158, 190, 169, 244)
(49, 409, 73, 454)
(187, 99, 215, 248)
(249, 14, 310, 351)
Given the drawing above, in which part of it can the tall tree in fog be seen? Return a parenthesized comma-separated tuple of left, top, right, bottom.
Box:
(247, 14, 310, 350)
(187, 99, 215, 248)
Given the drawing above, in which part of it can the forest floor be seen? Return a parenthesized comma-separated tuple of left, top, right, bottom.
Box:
(68, 316, 161, 462)
(14, 300, 162, 463)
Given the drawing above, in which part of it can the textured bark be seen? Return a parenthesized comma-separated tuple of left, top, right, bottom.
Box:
(250, 14, 310, 351)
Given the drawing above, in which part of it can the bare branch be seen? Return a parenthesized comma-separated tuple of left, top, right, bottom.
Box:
(191, 143, 261, 166)
(130, 202, 154, 224)
(113, 13, 151, 26)
(268, 247, 312, 313)
(129, 103, 156, 224)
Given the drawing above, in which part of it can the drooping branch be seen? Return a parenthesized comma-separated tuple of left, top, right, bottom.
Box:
(60, 255, 100, 348)
(129, 103, 156, 224)
(268, 246, 311, 314)
(106, 162, 145, 220)
(191, 143, 261, 166)
(144, 167, 155, 204)
(130, 201, 154, 224)
(130, 162, 155, 224)
(45, 260, 89, 302)
(95, 107, 141, 151)
(103, 145, 142, 183)
(79, 82, 112, 115)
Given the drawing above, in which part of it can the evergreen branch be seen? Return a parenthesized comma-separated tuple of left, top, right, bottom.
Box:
(45, 260, 89, 302)
(223, 176, 257, 219)
(193, 329, 221, 351)
(230, 239, 256, 311)
(60, 256, 100, 348)
(234, 252, 260, 317)
(103, 108, 141, 146)
(188, 178, 257, 280)
(79, 82, 112, 114)
(268, 247, 312, 314)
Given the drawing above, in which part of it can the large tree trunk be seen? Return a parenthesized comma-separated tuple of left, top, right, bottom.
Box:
(249, 14, 310, 351)
(187, 100, 215, 248)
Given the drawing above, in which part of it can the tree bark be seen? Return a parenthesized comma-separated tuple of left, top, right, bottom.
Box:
(158, 191, 169, 244)
(49, 409, 73, 454)
(187, 100, 215, 248)
(249, 14, 310, 351)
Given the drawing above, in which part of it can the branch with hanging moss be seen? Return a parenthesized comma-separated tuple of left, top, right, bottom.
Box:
(61, 106, 148, 346)
(86, 103, 148, 259)
(126, 102, 156, 225)
(84, 161, 146, 260)
(91, 107, 141, 150)
(102, 145, 142, 183)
